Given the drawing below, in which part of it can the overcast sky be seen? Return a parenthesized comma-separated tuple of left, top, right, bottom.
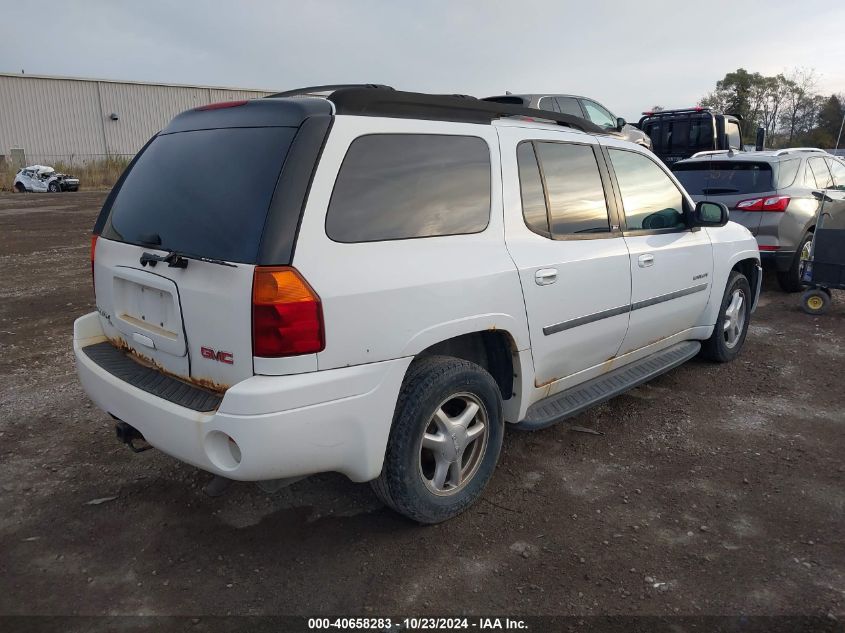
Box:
(1, 0, 843, 121)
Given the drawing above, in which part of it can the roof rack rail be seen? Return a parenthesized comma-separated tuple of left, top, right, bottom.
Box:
(267, 84, 394, 99)
(690, 150, 732, 159)
(773, 147, 827, 156)
(641, 107, 712, 116)
(324, 88, 606, 134)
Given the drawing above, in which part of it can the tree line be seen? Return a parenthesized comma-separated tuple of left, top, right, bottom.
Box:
(697, 68, 844, 149)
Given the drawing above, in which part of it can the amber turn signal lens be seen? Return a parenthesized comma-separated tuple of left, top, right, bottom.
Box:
(252, 267, 324, 357)
(253, 268, 317, 305)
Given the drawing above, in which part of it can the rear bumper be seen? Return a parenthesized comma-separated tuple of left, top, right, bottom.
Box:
(73, 312, 411, 482)
(759, 249, 795, 272)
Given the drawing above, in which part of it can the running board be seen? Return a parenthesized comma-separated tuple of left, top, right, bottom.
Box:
(516, 340, 701, 431)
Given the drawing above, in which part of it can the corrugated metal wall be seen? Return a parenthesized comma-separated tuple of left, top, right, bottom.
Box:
(0, 74, 273, 165)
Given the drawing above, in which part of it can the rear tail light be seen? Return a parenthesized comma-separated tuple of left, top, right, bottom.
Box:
(252, 267, 324, 357)
(90, 234, 98, 288)
(735, 196, 791, 212)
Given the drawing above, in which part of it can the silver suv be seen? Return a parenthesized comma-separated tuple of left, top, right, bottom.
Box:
(672, 149, 845, 292)
(483, 93, 651, 148)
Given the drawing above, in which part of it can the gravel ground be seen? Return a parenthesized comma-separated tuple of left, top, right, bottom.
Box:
(0, 192, 843, 622)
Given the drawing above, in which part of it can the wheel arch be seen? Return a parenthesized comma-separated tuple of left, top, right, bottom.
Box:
(406, 328, 525, 423)
(700, 245, 761, 327)
(731, 257, 762, 312)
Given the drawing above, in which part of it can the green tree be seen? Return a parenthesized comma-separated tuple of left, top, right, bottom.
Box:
(811, 94, 845, 148)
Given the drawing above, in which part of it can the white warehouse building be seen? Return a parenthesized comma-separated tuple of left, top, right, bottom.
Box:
(0, 72, 274, 167)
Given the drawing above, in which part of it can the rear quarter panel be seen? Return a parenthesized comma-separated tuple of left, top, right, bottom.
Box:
(292, 116, 529, 371)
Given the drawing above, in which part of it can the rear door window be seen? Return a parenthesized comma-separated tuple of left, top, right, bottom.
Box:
(556, 97, 584, 118)
(610, 149, 686, 231)
(326, 134, 491, 243)
(809, 157, 834, 189)
(825, 158, 845, 190)
(533, 142, 611, 236)
(102, 126, 296, 263)
(672, 161, 774, 195)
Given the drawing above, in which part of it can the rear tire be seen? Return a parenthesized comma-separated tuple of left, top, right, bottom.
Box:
(777, 233, 813, 293)
(48, 182, 60, 193)
(700, 271, 751, 363)
(800, 289, 831, 315)
(14, 182, 26, 193)
(372, 356, 504, 524)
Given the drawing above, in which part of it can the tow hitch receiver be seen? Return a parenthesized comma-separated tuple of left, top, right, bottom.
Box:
(114, 420, 153, 453)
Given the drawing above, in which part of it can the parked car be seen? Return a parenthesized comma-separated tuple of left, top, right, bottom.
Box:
(73, 87, 761, 523)
(672, 148, 845, 292)
(483, 93, 651, 148)
(638, 107, 745, 165)
(14, 165, 79, 192)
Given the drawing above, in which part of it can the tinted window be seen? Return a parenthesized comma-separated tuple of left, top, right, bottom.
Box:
(672, 161, 773, 195)
(582, 100, 616, 128)
(726, 121, 741, 150)
(610, 149, 686, 231)
(534, 142, 610, 235)
(517, 142, 549, 236)
(103, 127, 296, 263)
(776, 158, 801, 189)
(644, 114, 714, 156)
(537, 97, 559, 113)
(826, 158, 845, 190)
(809, 157, 834, 189)
(556, 97, 584, 118)
(326, 135, 490, 243)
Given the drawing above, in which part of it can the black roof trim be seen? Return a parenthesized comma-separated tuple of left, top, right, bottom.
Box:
(327, 88, 606, 134)
(162, 97, 333, 133)
(267, 84, 395, 99)
(641, 107, 713, 117)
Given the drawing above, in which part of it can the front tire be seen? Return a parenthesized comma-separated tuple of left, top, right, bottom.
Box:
(372, 356, 504, 524)
(777, 233, 813, 293)
(700, 271, 751, 362)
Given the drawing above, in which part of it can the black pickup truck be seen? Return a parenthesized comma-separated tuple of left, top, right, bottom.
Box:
(638, 107, 755, 165)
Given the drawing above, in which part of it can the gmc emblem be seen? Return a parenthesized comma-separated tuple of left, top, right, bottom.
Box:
(201, 347, 233, 364)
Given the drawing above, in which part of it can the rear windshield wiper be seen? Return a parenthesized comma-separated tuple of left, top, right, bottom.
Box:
(139, 250, 237, 269)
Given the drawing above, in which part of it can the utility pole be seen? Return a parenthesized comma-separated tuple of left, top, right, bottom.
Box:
(835, 106, 845, 153)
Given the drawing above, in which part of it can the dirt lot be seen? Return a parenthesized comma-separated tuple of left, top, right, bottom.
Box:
(1, 192, 843, 622)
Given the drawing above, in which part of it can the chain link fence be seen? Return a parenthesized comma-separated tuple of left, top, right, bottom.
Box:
(0, 153, 135, 191)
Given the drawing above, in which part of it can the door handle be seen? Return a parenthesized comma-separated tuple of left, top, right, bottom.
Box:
(535, 268, 558, 285)
(638, 254, 655, 268)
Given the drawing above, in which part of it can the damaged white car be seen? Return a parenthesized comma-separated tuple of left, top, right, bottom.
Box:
(13, 165, 79, 192)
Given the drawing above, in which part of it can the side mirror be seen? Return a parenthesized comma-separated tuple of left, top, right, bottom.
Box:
(616, 117, 626, 132)
(755, 127, 766, 152)
(691, 201, 729, 227)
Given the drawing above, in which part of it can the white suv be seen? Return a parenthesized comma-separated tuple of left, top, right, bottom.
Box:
(73, 87, 761, 523)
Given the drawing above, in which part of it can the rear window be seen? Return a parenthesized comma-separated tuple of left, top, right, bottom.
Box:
(102, 126, 296, 263)
(325, 134, 491, 243)
(672, 161, 774, 195)
(644, 114, 715, 156)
